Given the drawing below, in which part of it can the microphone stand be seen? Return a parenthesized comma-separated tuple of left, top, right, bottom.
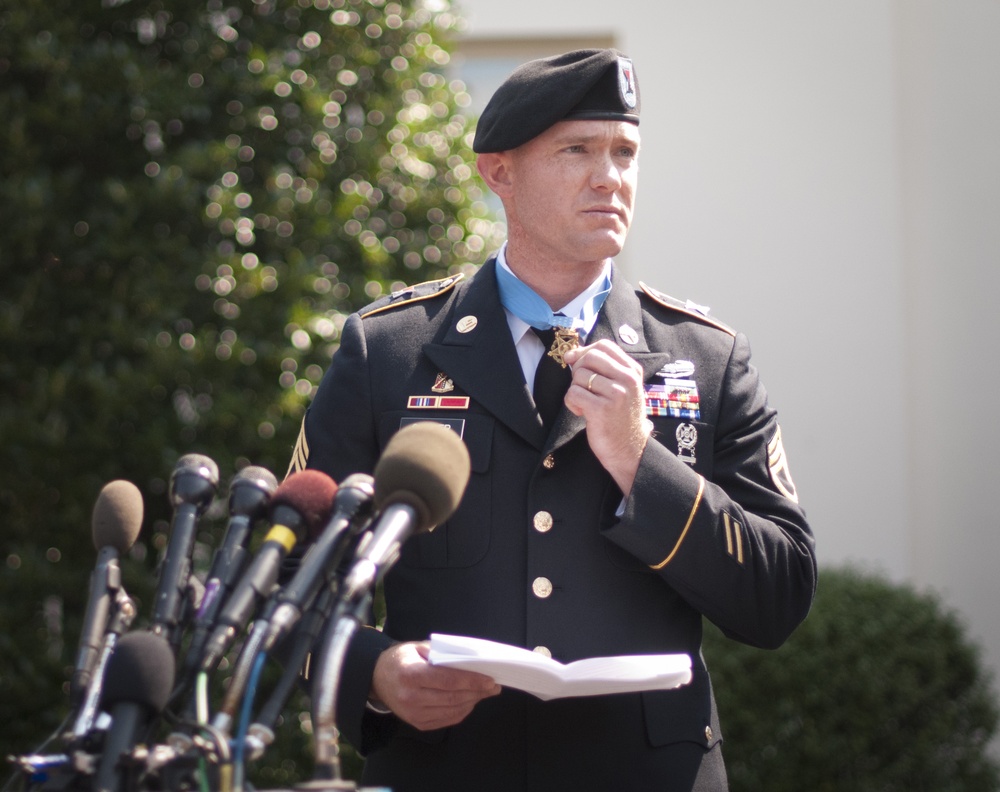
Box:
(70, 588, 137, 740)
(303, 583, 375, 791)
(303, 505, 416, 791)
(211, 618, 270, 736)
(249, 586, 338, 748)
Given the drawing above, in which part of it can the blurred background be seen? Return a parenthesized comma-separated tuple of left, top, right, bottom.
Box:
(2, 0, 998, 787)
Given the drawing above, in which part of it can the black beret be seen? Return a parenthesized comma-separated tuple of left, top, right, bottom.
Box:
(473, 48, 640, 153)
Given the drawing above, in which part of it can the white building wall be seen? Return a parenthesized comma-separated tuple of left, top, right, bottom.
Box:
(894, 0, 1000, 684)
(452, 0, 1000, 708)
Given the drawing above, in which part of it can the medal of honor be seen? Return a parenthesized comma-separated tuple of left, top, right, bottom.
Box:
(546, 327, 579, 368)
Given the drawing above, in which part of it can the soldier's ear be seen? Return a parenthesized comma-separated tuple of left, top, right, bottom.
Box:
(476, 151, 515, 197)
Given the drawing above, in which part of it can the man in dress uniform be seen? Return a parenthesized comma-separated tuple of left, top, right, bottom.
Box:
(289, 48, 816, 791)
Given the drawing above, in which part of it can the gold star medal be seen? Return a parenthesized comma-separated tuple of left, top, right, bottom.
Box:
(546, 327, 579, 368)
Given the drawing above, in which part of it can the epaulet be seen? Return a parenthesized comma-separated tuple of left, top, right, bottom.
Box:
(639, 282, 736, 336)
(360, 273, 464, 319)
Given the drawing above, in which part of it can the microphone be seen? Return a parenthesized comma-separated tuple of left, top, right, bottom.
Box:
(340, 422, 470, 608)
(311, 422, 470, 780)
(181, 466, 277, 682)
(150, 455, 219, 645)
(92, 631, 175, 792)
(70, 480, 144, 706)
(260, 472, 375, 652)
(197, 469, 337, 673)
(210, 474, 376, 734)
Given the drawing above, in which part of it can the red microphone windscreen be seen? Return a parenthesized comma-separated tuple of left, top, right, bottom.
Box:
(271, 469, 338, 539)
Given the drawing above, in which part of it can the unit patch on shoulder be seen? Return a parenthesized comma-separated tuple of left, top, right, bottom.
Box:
(767, 425, 799, 503)
(638, 282, 735, 336)
(360, 273, 465, 319)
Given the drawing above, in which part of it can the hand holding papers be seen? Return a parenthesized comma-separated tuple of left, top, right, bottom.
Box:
(428, 633, 692, 701)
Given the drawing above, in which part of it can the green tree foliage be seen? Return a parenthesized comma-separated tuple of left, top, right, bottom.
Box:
(0, 0, 499, 764)
(703, 565, 1000, 792)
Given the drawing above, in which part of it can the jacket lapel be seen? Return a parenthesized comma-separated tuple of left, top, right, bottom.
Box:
(422, 260, 549, 450)
(422, 262, 683, 454)
(547, 266, 676, 452)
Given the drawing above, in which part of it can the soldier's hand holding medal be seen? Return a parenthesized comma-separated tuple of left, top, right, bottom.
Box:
(563, 340, 653, 496)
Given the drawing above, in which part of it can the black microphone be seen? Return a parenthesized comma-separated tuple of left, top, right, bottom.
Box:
(70, 480, 144, 707)
(260, 472, 375, 652)
(198, 469, 337, 673)
(311, 422, 470, 780)
(150, 454, 219, 646)
(92, 631, 175, 792)
(181, 466, 277, 681)
(340, 422, 470, 607)
(211, 474, 376, 734)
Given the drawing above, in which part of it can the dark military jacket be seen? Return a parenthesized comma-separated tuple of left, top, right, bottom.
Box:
(293, 258, 816, 792)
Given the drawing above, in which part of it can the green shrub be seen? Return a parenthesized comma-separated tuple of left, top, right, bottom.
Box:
(0, 0, 497, 765)
(703, 565, 1000, 792)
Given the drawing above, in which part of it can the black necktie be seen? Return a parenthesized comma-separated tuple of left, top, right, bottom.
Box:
(532, 327, 572, 430)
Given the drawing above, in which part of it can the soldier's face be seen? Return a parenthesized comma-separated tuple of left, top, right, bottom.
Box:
(503, 119, 640, 267)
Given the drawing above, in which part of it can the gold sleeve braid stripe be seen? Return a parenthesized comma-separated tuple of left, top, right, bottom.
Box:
(766, 425, 799, 503)
(650, 474, 705, 570)
(723, 512, 745, 565)
(286, 419, 309, 479)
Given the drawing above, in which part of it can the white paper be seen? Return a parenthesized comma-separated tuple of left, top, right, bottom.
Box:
(428, 633, 692, 701)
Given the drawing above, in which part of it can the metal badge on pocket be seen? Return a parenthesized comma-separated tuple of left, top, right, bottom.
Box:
(676, 423, 698, 466)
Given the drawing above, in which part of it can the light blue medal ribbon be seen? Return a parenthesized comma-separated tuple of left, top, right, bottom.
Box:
(495, 262, 611, 334)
